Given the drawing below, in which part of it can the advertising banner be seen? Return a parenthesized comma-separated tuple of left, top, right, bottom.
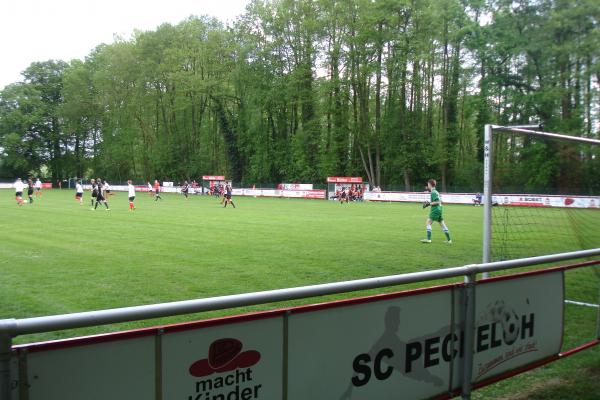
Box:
(364, 191, 599, 209)
(14, 335, 156, 400)
(491, 194, 598, 209)
(327, 177, 363, 183)
(9, 270, 564, 400)
(232, 188, 326, 200)
(286, 271, 563, 399)
(75, 186, 324, 199)
(287, 288, 462, 400)
(135, 185, 150, 192)
(278, 183, 314, 191)
(162, 317, 284, 400)
(202, 176, 226, 181)
(472, 271, 563, 383)
(0, 183, 50, 189)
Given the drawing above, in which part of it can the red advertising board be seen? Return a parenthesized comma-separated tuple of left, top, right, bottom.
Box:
(327, 177, 363, 183)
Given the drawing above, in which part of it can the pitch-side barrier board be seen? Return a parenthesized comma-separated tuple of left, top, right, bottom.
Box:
(9, 270, 566, 400)
(364, 191, 600, 209)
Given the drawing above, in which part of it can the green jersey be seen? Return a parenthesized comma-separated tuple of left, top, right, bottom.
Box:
(430, 189, 442, 211)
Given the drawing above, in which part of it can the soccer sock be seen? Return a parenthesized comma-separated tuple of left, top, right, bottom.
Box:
(426, 225, 432, 240)
(94, 201, 99, 209)
(105, 202, 109, 209)
(440, 222, 450, 240)
(232, 201, 236, 208)
(129, 202, 134, 210)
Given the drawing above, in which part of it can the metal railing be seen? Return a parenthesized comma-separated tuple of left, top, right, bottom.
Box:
(1, 248, 600, 400)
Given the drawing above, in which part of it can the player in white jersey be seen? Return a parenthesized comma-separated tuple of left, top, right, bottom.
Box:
(75, 181, 84, 205)
(35, 178, 42, 197)
(14, 178, 25, 205)
(127, 180, 136, 211)
(103, 181, 112, 197)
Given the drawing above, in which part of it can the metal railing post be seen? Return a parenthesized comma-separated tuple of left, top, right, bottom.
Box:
(461, 271, 477, 400)
(597, 281, 600, 340)
(0, 319, 17, 400)
(482, 124, 493, 279)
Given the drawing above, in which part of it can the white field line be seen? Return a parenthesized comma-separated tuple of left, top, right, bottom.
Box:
(565, 300, 600, 308)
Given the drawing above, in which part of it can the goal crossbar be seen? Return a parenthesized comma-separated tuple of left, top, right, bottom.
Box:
(491, 125, 600, 146)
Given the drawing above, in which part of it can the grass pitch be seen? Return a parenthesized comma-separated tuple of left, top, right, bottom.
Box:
(0, 189, 598, 398)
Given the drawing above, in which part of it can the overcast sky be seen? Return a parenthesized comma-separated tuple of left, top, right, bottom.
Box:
(0, 0, 252, 90)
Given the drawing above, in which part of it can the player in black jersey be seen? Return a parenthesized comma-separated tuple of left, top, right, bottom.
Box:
(223, 183, 236, 208)
(182, 181, 189, 199)
(339, 188, 348, 204)
(93, 178, 110, 210)
(27, 179, 34, 204)
(90, 179, 98, 207)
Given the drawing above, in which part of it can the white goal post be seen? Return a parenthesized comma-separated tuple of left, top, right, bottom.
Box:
(482, 124, 600, 275)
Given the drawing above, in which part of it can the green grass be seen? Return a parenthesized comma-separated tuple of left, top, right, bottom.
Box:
(0, 189, 598, 399)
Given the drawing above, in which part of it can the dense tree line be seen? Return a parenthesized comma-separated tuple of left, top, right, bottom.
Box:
(1, 0, 598, 192)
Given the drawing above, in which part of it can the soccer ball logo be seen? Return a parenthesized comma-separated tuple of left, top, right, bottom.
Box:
(488, 300, 520, 345)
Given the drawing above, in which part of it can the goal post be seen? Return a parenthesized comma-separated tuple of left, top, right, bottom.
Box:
(483, 124, 600, 270)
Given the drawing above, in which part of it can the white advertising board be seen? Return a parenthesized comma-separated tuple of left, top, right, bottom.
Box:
(74, 186, 324, 199)
(472, 271, 563, 382)
(287, 288, 462, 400)
(162, 316, 283, 400)
(286, 271, 563, 399)
(279, 183, 314, 191)
(232, 188, 326, 199)
(364, 191, 431, 203)
(9, 271, 564, 400)
(14, 335, 156, 400)
(364, 191, 599, 209)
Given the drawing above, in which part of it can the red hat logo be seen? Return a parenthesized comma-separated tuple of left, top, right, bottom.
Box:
(189, 338, 261, 377)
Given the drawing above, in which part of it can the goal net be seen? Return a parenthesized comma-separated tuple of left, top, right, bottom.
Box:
(483, 125, 600, 262)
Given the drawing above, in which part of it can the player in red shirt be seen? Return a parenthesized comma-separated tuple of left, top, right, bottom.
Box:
(153, 180, 162, 201)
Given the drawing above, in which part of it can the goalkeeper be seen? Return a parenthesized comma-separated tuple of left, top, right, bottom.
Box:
(421, 179, 452, 244)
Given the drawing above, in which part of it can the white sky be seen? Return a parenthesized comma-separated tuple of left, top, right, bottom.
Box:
(0, 0, 252, 90)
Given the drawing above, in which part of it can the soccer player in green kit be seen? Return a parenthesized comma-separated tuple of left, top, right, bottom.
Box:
(421, 179, 452, 244)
